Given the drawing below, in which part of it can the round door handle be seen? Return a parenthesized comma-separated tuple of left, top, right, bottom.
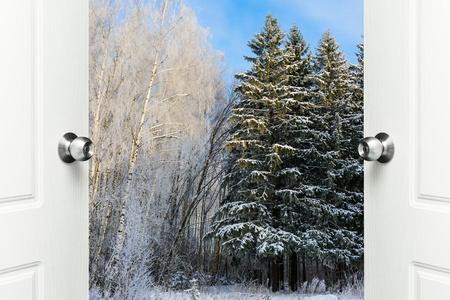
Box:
(358, 132, 394, 163)
(58, 132, 94, 163)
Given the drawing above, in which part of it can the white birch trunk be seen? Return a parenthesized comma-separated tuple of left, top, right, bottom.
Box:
(107, 0, 169, 286)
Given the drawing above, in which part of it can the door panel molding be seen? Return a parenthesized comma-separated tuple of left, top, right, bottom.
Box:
(0, 0, 43, 213)
(411, 0, 450, 209)
(0, 262, 42, 299)
(410, 262, 450, 300)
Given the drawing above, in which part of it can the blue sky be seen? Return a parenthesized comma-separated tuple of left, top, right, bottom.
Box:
(186, 0, 363, 76)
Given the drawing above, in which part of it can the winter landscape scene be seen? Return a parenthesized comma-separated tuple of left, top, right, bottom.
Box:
(89, 0, 364, 299)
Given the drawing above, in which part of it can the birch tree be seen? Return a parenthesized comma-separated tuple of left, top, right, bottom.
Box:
(89, 0, 228, 296)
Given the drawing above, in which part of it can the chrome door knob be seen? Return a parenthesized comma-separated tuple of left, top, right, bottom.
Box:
(358, 132, 394, 163)
(58, 132, 94, 163)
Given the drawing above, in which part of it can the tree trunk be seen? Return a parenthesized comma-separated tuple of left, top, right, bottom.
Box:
(197, 196, 206, 273)
(289, 253, 298, 291)
(225, 256, 228, 280)
(280, 257, 285, 290)
(302, 254, 307, 283)
(271, 256, 281, 292)
(211, 238, 220, 284)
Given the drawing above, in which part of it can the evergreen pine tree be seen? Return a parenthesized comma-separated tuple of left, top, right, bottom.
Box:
(350, 43, 364, 108)
(212, 23, 364, 289)
(275, 23, 315, 291)
(294, 30, 363, 284)
(283, 23, 313, 94)
(211, 14, 302, 292)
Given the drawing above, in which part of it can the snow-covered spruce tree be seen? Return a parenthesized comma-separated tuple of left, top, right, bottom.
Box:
(350, 43, 364, 109)
(275, 23, 314, 291)
(283, 23, 312, 94)
(343, 41, 364, 249)
(298, 30, 363, 286)
(211, 14, 302, 292)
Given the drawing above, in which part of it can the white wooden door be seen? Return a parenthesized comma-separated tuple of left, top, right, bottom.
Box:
(365, 0, 450, 299)
(0, 0, 88, 299)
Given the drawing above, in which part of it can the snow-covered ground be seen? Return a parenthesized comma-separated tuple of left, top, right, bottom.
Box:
(145, 285, 363, 300)
(91, 281, 363, 299)
(147, 291, 361, 300)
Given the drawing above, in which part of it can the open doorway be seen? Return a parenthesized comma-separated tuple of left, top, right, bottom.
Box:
(88, 0, 363, 298)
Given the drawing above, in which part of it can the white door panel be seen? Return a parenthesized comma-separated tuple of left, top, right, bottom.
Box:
(366, 0, 450, 299)
(0, 0, 88, 299)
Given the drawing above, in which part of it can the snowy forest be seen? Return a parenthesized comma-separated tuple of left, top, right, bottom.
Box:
(88, 0, 364, 299)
